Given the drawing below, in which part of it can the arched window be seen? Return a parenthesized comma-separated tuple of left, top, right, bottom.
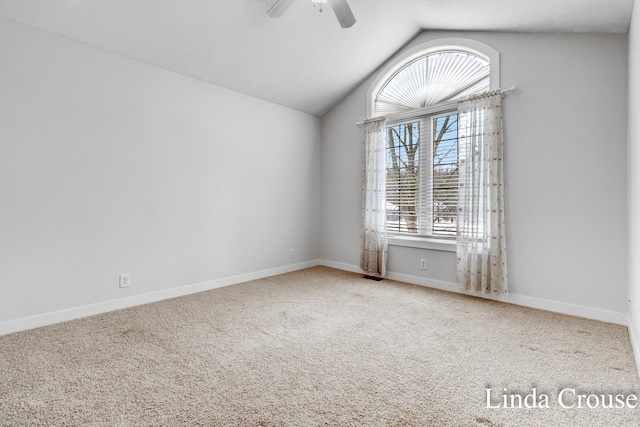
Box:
(367, 39, 499, 238)
(373, 50, 490, 116)
(368, 38, 499, 118)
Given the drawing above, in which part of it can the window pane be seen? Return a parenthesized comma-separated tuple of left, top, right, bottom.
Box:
(385, 114, 459, 238)
(386, 122, 420, 234)
(433, 114, 458, 237)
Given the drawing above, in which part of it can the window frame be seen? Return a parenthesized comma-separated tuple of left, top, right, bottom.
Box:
(367, 38, 500, 119)
(367, 38, 500, 251)
(385, 107, 460, 242)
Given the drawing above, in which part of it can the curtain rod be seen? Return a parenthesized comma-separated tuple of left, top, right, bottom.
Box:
(356, 85, 517, 126)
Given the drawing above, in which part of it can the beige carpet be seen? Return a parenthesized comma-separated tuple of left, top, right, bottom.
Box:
(0, 266, 638, 426)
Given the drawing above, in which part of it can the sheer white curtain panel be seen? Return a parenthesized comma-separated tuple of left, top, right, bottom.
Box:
(361, 118, 388, 277)
(456, 92, 508, 293)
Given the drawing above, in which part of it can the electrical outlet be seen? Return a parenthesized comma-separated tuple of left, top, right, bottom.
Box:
(420, 259, 427, 270)
(119, 274, 130, 288)
(289, 249, 295, 258)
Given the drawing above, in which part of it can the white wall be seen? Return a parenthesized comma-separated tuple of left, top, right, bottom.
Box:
(1, 17, 632, 336)
(628, 2, 640, 369)
(323, 31, 629, 323)
(0, 18, 322, 331)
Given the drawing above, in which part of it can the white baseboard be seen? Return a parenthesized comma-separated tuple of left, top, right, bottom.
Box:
(0, 260, 321, 336)
(628, 315, 640, 378)
(323, 260, 628, 326)
(320, 259, 362, 274)
(1, 259, 628, 337)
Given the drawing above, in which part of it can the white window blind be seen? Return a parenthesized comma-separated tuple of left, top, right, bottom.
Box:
(386, 121, 421, 234)
(385, 113, 458, 237)
(431, 113, 459, 237)
(374, 51, 490, 117)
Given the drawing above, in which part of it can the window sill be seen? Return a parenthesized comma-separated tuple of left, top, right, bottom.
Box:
(388, 235, 456, 252)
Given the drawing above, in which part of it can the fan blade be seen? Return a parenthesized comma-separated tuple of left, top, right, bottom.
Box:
(328, 0, 356, 28)
(267, 0, 295, 17)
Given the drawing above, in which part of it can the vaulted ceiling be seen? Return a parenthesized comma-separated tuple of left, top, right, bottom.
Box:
(0, 0, 634, 116)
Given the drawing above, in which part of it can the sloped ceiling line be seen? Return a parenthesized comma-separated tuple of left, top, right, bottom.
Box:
(0, 0, 634, 116)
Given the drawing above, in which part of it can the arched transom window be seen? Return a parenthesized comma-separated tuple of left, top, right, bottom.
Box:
(373, 50, 490, 116)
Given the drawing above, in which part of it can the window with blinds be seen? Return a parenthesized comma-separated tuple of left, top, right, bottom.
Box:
(375, 48, 490, 239)
(385, 112, 458, 237)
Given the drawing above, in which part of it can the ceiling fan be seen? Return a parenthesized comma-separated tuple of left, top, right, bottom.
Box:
(267, 0, 356, 29)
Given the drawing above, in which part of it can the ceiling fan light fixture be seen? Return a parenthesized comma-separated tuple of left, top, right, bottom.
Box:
(311, 0, 328, 13)
(268, 0, 356, 29)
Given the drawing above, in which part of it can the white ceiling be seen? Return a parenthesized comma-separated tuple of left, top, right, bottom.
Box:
(0, 0, 635, 116)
